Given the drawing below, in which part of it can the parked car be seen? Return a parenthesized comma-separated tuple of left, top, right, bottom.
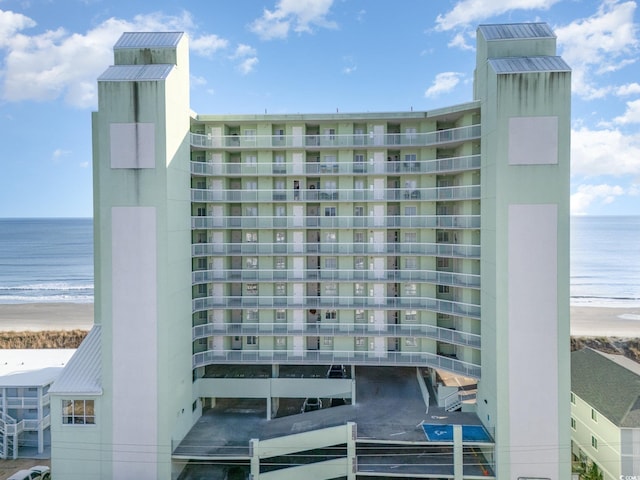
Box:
(300, 397, 322, 413)
(7, 466, 50, 480)
(326, 364, 347, 378)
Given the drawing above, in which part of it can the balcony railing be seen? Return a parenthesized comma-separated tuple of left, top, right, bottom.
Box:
(192, 214, 480, 230)
(192, 348, 481, 379)
(192, 268, 480, 288)
(192, 295, 481, 318)
(190, 154, 481, 176)
(191, 185, 480, 203)
(190, 125, 481, 150)
(192, 241, 481, 258)
(192, 322, 481, 348)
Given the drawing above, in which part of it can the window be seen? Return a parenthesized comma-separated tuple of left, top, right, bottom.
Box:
(325, 310, 337, 320)
(570, 392, 575, 404)
(404, 232, 417, 243)
(247, 336, 257, 345)
(197, 284, 207, 295)
(354, 231, 365, 243)
(355, 309, 365, 322)
(405, 283, 417, 296)
(275, 256, 286, 269)
(275, 231, 286, 243)
(354, 179, 365, 190)
(62, 399, 95, 425)
(591, 409, 598, 422)
(404, 206, 417, 216)
(196, 206, 206, 216)
(196, 258, 206, 270)
(324, 206, 336, 217)
(275, 337, 287, 347)
(246, 231, 258, 243)
(192, 400, 198, 412)
(325, 283, 337, 296)
(323, 336, 334, 346)
(244, 130, 256, 141)
(245, 309, 258, 321)
(437, 257, 450, 268)
(324, 128, 336, 139)
(354, 283, 365, 296)
(438, 285, 450, 294)
(324, 180, 337, 190)
(354, 257, 365, 270)
(570, 417, 576, 430)
(276, 309, 286, 322)
(404, 153, 417, 163)
(245, 206, 257, 216)
(245, 257, 258, 269)
(591, 436, 598, 450)
(325, 257, 337, 269)
(405, 257, 417, 269)
(437, 231, 450, 243)
(245, 283, 258, 295)
(324, 231, 337, 242)
(274, 180, 285, 190)
(405, 337, 418, 347)
(245, 180, 257, 190)
(355, 337, 366, 347)
(354, 206, 364, 216)
(274, 205, 286, 217)
(406, 310, 417, 322)
(275, 283, 286, 296)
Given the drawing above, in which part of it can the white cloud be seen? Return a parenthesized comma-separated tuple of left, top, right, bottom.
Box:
(52, 148, 71, 163)
(190, 34, 228, 57)
(435, 0, 559, 31)
(250, 0, 337, 40)
(448, 32, 474, 51)
(571, 127, 640, 177)
(424, 72, 463, 98)
(570, 183, 625, 215)
(614, 99, 640, 124)
(555, 1, 639, 99)
(0, 10, 229, 108)
(237, 57, 259, 75)
(617, 82, 640, 96)
(233, 44, 257, 58)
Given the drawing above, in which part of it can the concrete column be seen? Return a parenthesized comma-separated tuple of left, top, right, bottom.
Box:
(347, 422, 356, 480)
(453, 424, 463, 480)
(250, 438, 260, 479)
(37, 386, 43, 454)
(266, 397, 271, 420)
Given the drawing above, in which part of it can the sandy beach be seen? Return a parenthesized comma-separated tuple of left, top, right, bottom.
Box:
(0, 302, 637, 337)
(0, 303, 94, 332)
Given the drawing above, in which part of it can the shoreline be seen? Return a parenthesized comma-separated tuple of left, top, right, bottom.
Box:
(0, 303, 637, 337)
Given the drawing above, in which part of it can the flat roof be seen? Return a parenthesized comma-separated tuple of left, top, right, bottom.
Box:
(0, 349, 75, 387)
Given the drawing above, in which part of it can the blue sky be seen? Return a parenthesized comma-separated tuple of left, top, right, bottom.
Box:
(0, 0, 638, 217)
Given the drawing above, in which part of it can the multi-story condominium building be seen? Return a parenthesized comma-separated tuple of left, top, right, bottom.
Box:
(50, 22, 571, 480)
(0, 349, 74, 459)
(571, 348, 640, 479)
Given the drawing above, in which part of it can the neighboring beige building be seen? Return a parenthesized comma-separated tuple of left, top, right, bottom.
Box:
(571, 348, 640, 479)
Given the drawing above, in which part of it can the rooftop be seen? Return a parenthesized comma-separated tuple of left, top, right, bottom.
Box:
(478, 22, 555, 40)
(572, 348, 640, 428)
(98, 64, 174, 82)
(0, 349, 75, 387)
(489, 56, 571, 73)
(114, 32, 184, 49)
(49, 325, 102, 395)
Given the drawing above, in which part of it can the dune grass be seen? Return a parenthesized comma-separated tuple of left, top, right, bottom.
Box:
(0, 330, 88, 349)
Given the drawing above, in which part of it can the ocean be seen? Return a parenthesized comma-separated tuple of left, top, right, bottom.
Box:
(0, 218, 93, 304)
(0, 216, 638, 307)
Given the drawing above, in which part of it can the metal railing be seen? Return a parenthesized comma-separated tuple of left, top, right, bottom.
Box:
(190, 125, 481, 150)
(192, 268, 480, 288)
(190, 154, 481, 176)
(192, 241, 481, 258)
(192, 321, 481, 348)
(192, 214, 480, 230)
(192, 348, 481, 379)
(192, 295, 481, 318)
(191, 185, 480, 203)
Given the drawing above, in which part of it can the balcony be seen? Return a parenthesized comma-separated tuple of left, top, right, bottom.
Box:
(190, 124, 481, 150)
(191, 214, 481, 230)
(190, 154, 481, 176)
(190, 185, 480, 203)
(192, 322, 481, 348)
(191, 268, 480, 288)
(192, 295, 481, 318)
(192, 241, 481, 258)
(192, 348, 481, 379)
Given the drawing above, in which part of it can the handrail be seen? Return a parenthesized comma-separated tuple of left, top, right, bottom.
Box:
(192, 321, 481, 348)
(192, 241, 481, 258)
(191, 267, 480, 288)
(190, 124, 481, 149)
(191, 185, 480, 203)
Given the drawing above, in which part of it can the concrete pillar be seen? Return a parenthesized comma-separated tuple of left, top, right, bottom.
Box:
(347, 422, 356, 480)
(453, 424, 463, 480)
(250, 438, 260, 479)
(37, 386, 44, 454)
